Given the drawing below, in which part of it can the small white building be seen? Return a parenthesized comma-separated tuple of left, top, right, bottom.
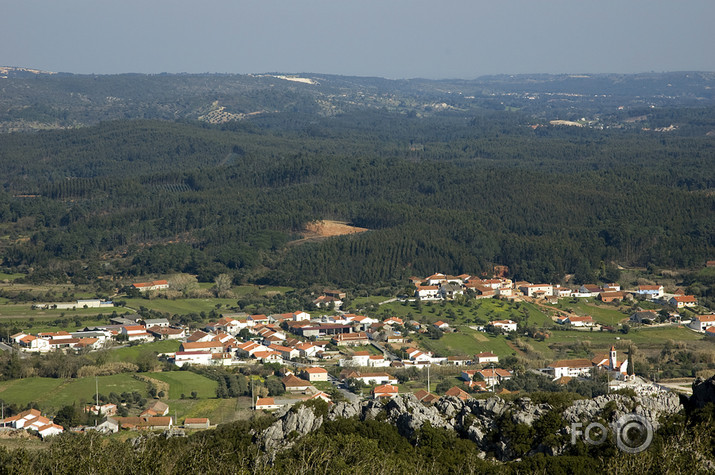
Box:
(690, 315, 715, 332)
(415, 285, 441, 300)
(669, 295, 698, 308)
(547, 359, 593, 380)
(490, 320, 518, 332)
(302, 367, 329, 382)
(636, 285, 664, 299)
(475, 352, 499, 364)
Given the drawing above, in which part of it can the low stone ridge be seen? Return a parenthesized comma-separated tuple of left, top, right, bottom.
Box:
(259, 391, 682, 461)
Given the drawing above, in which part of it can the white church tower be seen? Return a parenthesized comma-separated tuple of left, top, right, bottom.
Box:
(609, 345, 617, 371)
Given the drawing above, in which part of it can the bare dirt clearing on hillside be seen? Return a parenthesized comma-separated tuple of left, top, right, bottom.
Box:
(289, 220, 369, 246)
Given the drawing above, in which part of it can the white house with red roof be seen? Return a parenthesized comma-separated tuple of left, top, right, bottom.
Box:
(560, 315, 594, 327)
(247, 314, 270, 325)
(147, 326, 186, 340)
(383, 317, 404, 327)
(252, 350, 283, 363)
(426, 273, 447, 286)
(548, 359, 594, 380)
(255, 397, 282, 411)
(669, 295, 698, 308)
(16, 334, 51, 352)
(205, 316, 242, 335)
(636, 285, 664, 299)
(120, 325, 153, 342)
(372, 384, 399, 399)
(413, 285, 440, 300)
(477, 368, 513, 387)
(332, 332, 369, 346)
(236, 341, 269, 357)
(296, 342, 319, 358)
(313, 295, 343, 308)
(269, 344, 300, 360)
(173, 351, 214, 367)
(405, 347, 433, 364)
(132, 280, 169, 292)
(269, 311, 311, 323)
(180, 341, 225, 354)
(519, 283, 554, 298)
(1, 409, 64, 438)
(186, 330, 214, 343)
(343, 350, 370, 367)
(552, 285, 572, 297)
(349, 372, 398, 385)
(690, 315, 715, 332)
(302, 367, 329, 382)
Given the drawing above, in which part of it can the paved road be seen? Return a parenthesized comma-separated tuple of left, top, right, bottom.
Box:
(328, 374, 361, 403)
(370, 341, 399, 361)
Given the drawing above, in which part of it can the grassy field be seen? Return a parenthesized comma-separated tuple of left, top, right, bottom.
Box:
(0, 317, 120, 334)
(546, 325, 704, 351)
(553, 299, 629, 326)
(122, 298, 238, 316)
(0, 273, 24, 281)
(169, 397, 252, 424)
(0, 374, 148, 411)
(0, 370, 222, 418)
(377, 298, 553, 327)
(352, 296, 393, 307)
(0, 303, 127, 320)
(147, 371, 218, 399)
(107, 340, 181, 362)
(415, 328, 516, 357)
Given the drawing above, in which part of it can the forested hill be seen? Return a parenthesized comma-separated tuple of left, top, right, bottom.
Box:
(1, 69, 715, 133)
(0, 106, 712, 286)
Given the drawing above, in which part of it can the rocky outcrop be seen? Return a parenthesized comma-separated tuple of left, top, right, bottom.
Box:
(681, 374, 715, 413)
(258, 391, 683, 459)
(262, 404, 324, 451)
(562, 392, 680, 430)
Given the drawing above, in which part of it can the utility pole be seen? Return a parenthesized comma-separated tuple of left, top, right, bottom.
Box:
(427, 365, 430, 393)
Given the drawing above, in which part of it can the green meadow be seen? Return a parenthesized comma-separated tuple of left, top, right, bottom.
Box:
(0, 370, 220, 416)
(147, 371, 218, 399)
(0, 374, 146, 411)
(107, 340, 182, 363)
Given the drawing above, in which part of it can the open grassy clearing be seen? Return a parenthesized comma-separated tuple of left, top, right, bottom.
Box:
(414, 328, 516, 358)
(553, 299, 629, 326)
(107, 340, 181, 362)
(0, 304, 128, 320)
(0, 316, 124, 334)
(0, 374, 148, 412)
(122, 298, 238, 316)
(352, 296, 393, 307)
(547, 325, 704, 350)
(377, 298, 553, 327)
(0, 273, 24, 281)
(147, 371, 218, 399)
(0, 371, 223, 418)
(170, 397, 252, 424)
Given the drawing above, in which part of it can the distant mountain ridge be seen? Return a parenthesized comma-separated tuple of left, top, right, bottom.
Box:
(1, 67, 714, 133)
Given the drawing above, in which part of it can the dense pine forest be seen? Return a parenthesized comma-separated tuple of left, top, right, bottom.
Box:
(0, 71, 713, 288)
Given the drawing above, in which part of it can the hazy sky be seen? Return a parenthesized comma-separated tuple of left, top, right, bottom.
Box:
(3, 0, 714, 79)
